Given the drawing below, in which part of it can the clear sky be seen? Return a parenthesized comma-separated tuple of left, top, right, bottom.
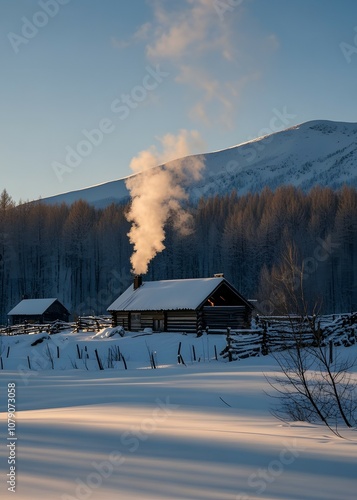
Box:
(1, 0, 357, 203)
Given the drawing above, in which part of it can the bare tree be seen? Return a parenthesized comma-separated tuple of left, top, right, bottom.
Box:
(266, 244, 357, 437)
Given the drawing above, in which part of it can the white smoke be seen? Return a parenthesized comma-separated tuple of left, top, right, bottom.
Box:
(125, 130, 205, 275)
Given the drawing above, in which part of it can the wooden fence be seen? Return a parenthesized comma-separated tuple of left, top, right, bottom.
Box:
(2, 312, 356, 365)
(0, 315, 112, 336)
(221, 312, 357, 361)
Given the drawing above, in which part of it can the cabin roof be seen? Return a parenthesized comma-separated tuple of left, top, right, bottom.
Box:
(107, 277, 252, 312)
(8, 298, 61, 316)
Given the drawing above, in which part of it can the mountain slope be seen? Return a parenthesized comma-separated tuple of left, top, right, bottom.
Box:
(43, 120, 357, 207)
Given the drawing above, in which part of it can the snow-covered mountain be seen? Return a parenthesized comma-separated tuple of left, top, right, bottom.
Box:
(43, 120, 357, 207)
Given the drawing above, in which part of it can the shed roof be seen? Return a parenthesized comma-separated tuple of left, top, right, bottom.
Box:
(8, 298, 60, 316)
(108, 277, 251, 312)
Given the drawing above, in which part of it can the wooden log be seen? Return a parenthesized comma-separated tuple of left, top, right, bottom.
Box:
(177, 342, 182, 364)
(151, 352, 156, 369)
(226, 327, 232, 362)
(329, 340, 334, 364)
(179, 354, 186, 366)
(94, 349, 104, 370)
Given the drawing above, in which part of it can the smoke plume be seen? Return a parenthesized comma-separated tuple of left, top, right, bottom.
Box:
(125, 130, 205, 275)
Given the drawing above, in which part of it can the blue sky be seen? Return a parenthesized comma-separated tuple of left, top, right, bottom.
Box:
(1, 0, 357, 202)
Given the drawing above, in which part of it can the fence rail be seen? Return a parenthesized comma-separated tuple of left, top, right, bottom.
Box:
(0, 315, 112, 336)
(220, 312, 357, 361)
(2, 313, 356, 364)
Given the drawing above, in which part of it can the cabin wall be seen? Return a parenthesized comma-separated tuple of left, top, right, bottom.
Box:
(11, 311, 70, 325)
(46, 301, 70, 322)
(43, 311, 69, 323)
(112, 312, 130, 330)
(43, 313, 63, 323)
(140, 312, 165, 331)
(112, 311, 165, 332)
(10, 315, 42, 325)
(166, 311, 198, 333)
(111, 305, 252, 333)
(203, 306, 251, 330)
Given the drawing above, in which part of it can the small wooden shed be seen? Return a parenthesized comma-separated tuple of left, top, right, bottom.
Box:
(8, 298, 70, 325)
(108, 276, 253, 334)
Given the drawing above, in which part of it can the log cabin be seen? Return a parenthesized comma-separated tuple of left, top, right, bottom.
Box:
(108, 276, 254, 334)
(8, 298, 70, 325)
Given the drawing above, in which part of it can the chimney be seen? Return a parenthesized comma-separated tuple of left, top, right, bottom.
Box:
(134, 275, 142, 290)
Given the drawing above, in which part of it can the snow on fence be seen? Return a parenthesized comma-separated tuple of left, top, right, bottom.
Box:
(1, 312, 356, 367)
(73, 315, 112, 332)
(220, 312, 357, 361)
(0, 315, 112, 336)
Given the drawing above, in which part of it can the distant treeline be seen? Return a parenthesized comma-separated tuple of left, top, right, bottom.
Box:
(0, 185, 356, 323)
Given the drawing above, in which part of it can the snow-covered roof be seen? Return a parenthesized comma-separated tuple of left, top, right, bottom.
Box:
(107, 277, 247, 312)
(8, 298, 59, 316)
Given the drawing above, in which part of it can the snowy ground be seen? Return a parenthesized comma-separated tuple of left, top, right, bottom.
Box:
(0, 330, 356, 500)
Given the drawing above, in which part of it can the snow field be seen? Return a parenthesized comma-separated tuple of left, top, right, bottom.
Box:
(0, 330, 228, 373)
(0, 332, 356, 499)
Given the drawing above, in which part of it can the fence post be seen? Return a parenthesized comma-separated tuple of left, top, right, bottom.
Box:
(226, 327, 232, 362)
(94, 349, 104, 370)
(261, 321, 268, 356)
(197, 312, 203, 337)
(177, 342, 182, 364)
(329, 340, 334, 364)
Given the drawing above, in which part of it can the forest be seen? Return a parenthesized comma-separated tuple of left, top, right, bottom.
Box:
(0, 185, 356, 324)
